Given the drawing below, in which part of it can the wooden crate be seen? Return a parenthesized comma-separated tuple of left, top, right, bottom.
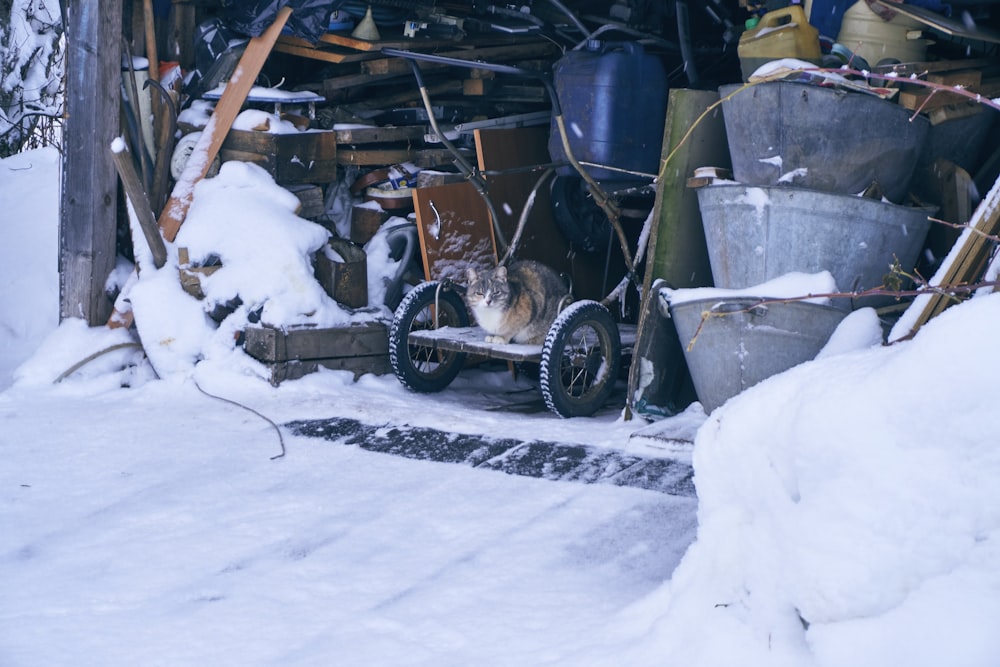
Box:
(243, 322, 390, 385)
(314, 238, 368, 308)
(220, 128, 338, 184)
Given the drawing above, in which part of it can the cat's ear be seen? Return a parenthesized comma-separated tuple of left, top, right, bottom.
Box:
(466, 267, 478, 282)
(494, 265, 507, 280)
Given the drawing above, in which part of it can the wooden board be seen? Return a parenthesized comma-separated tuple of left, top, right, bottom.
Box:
(625, 89, 731, 419)
(361, 41, 559, 76)
(273, 36, 377, 64)
(333, 125, 427, 144)
(336, 146, 474, 167)
(471, 127, 606, 303)
(411, 182, 497, 283)
(892, 172, 1000, 340)
(898, 79, 1000, 112)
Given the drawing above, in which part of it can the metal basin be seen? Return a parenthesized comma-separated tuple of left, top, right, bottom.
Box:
(719, 81, 930, 203)
(668, 296, 847, 413)
(696, 184, 934, 309)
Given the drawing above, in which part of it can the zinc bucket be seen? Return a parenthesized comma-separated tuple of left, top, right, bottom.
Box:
(668, 296, 846, 413)
(719, 80, 930, 203)
(696, 184, 934, 309)
(549, 41, 668, 181)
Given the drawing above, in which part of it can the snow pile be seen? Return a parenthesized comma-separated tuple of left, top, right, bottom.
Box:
(639, 292, 1000, 666)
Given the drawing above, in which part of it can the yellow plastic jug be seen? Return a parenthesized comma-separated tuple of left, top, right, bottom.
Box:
(738, 5, 822, 80)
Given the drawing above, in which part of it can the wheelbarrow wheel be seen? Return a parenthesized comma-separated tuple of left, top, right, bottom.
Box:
(389, 280, 470, 393)
(540, 300, 622, 418)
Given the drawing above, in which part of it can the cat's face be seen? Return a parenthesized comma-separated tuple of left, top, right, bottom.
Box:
(466, 266, 511, 309)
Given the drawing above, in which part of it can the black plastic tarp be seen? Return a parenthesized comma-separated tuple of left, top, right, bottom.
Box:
(221, 0, 342, 44)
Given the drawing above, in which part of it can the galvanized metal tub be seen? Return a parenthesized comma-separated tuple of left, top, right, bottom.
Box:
(668, 296, 847, 413)
(719, 81, 930, 203)
(696, 184, 934, 309)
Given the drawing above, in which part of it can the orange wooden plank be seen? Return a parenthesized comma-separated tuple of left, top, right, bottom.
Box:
(157, 6, 291, 242)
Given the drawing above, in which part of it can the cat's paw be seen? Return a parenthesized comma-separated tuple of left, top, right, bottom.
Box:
(484, 334, 510, 344)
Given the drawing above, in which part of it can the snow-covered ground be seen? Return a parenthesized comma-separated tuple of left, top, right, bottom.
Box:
(2, 147, 999, 666)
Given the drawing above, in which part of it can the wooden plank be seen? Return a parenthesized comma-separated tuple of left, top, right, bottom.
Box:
(411, 182, 497, 283)
(111, 142, 168, 269)
(157, 6, 291, 242)
(262, 356, 391, 385)
(873, 57, 998, 77)
(898, 79, 1000, 112)
(894, 172, 1000, 340)
(350, 79, 464, 110)
(61, 0, 123, 326)
(333, 125, 427, 144)
(244, 323, 388, 362)
(273, 38, 374, 65)
(336, 146, 474, 167)
(361, 42, 559, 76)
(625, 89, 731, 419)
(927, 69, 982, 87)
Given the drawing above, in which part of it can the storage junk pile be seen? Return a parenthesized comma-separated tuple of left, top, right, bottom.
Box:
(666, 77, 936, 413)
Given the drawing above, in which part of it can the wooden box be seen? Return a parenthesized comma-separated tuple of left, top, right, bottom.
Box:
(220, 129, 338, 184)
(243, 322, 390, 385)
(314, 238, 368, 309)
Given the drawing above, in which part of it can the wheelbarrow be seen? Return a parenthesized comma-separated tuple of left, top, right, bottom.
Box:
(381, 48, 651, 418)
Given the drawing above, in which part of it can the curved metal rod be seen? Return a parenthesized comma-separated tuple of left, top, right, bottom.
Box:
(397, 55, 510, 257)
(499, 167, 555, 266)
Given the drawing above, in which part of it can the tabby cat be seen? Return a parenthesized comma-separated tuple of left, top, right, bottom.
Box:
(465, 260, 571, 345)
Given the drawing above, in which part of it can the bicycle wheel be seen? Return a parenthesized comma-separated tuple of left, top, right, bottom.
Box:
(389, 281, 470, 393)
(539, 300, 622, 418)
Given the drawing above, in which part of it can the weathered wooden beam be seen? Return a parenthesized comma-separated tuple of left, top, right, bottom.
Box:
(60, 0, 124, 325)
(110, 140, 168, 269)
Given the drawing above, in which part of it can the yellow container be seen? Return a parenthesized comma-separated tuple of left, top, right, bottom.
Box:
(738, 5, 822, 80)
(836, 0, 929, 67)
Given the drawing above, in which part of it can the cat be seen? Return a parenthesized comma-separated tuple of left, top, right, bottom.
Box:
(464, 259, 571, 345)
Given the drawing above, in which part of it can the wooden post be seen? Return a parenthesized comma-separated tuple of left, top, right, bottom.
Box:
(60, 1, 124, 325)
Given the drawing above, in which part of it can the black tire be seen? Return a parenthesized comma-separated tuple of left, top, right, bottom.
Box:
(550, 175, 612, 254)
(540, 300, 622, 418)
(389, 281, 470, 393)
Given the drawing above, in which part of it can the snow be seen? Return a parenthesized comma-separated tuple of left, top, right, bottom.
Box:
(2, 147, 1000, 666)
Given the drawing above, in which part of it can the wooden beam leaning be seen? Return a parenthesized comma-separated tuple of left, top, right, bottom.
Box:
(893, 173, 1000, 340)
(111, 141, 168, 269)
(157, 6, 292, 242)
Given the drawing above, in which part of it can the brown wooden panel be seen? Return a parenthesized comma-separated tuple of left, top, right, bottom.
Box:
(411, 182, 497, 283)
(474, 127, 614, 303)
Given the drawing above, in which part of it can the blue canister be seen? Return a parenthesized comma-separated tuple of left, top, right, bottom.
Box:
(548, 41, 668, 181)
